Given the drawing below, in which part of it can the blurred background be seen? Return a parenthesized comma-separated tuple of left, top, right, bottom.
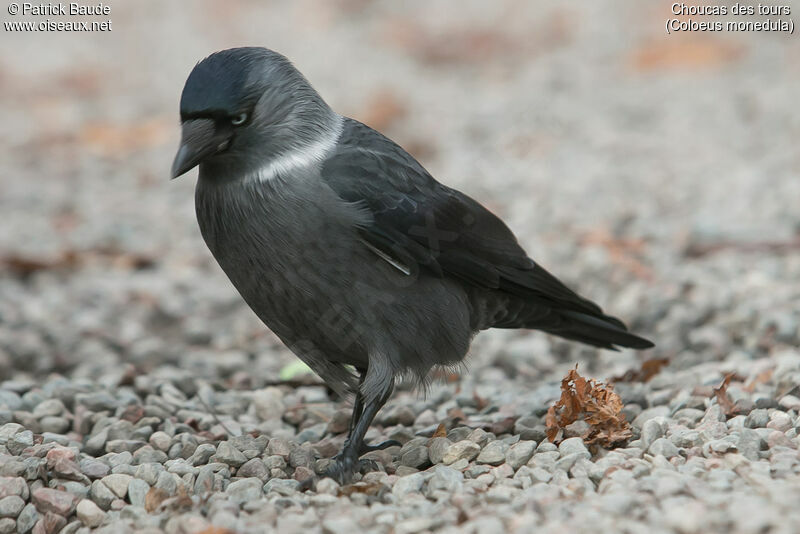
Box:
(0, 0, 798, 386)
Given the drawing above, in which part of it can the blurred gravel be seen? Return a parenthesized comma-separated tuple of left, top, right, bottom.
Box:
(1, 1, 799, 533)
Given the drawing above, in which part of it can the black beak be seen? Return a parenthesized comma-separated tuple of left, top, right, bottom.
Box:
(171, 119, 231, 178)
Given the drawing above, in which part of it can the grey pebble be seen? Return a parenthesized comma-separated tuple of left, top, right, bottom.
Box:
(476, 440, 508, 466)
(226, 477, 263, 504)
(649, 438, 680, 459)
(127, 478, 150, 508)
(441, 440, 480, 464)
(0, 495, 24, 518)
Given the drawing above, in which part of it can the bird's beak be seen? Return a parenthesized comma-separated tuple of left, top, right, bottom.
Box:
(171, 119, 230, 179)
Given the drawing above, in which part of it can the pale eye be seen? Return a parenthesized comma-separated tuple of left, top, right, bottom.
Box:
(231, 113, 248, 126)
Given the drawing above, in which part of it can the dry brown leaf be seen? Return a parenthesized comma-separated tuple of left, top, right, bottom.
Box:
(714, 373, 737, 417)
(545, 367, 632, 447)
(744, 368, 774, 393)
(196, 528, 235, 534)
(337, 481, 385, 497)
(612, 358, 670, 383)
(472, 392, 489, 411)
(432, 423, 448, 438)
(144, 487, 169, 513)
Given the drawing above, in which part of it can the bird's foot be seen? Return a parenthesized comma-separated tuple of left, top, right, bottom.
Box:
(324, 452, 381, 485)
(325, 440, 396, 485)
(359, 439, 401, 455)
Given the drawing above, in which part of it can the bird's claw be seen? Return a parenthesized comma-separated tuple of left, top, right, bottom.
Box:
(359, 439, 401, 454)
(324, 450, 383, 485)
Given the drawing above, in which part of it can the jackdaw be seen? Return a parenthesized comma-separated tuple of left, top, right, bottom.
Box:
(171, 47, 654, 483)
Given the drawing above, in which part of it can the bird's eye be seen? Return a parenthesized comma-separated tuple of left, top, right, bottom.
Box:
(231, 113, 248, 126)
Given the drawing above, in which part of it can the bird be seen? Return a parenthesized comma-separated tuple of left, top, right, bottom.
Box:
(171, 47, 654, 484)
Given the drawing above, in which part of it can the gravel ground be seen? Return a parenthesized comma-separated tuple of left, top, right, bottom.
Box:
(1, 1, 800, 533)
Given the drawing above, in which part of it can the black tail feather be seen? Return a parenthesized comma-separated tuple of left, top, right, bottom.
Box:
(547, 310, 654, 350)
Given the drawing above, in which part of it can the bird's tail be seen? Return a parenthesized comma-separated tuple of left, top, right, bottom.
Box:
(541, 309, 654, 350)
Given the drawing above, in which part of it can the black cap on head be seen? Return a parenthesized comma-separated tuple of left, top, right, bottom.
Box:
(179, 47, 291, 120)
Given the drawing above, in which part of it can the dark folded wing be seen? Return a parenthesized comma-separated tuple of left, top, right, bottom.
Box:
(320, 119, 607, 319)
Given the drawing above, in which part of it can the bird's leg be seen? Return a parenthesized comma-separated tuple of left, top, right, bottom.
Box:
(327, 375, 395, 484)
(345, 368, 400, 455)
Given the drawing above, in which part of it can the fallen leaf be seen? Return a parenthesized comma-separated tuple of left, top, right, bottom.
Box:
(744, 368, 774, 393)
(338, 481, 386, 497)
(714, 373, 737, 417)
(545, 367, 632, 448)
(196, 528, 235, 534)
(612, 358, 669, 383)
(144, 487, 169, 513)
(432, 423, 448, 438)
(472, 392, 489, 411)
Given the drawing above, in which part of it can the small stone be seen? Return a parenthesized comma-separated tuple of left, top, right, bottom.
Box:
(211, 442, 247, 468)
(558, 437, 590, 459)
(441, 440, 480, 465)
(155, 471, 178, 495)
(392, 473, 424, 497)
(767, 412, 793, 433)
(316, 478, 339, 495)
(226, 478, 263, 504)
(40, 512, 67, 534)
(31, 488, 77, 516)
(133, 445, 168, 465)
(0, 495, 24, 517)
(779, 395, 800, 411)
(75, 391, 118, 412)
(7, 430, 34, 455)
(266, 438, 291, 459)
(105, 440, 146, 454)
(737, 428, 763, 461)
(148, 431, 172, 452)
(745, 409, 769, 429)
(237, 458, 268, 481)
(427, 465, 463, 494)
(100, 474, 132, 499)
(641, 418, 665, 449)
(127, 478, 150, 507)
(381, 405, 416, 426)
(76, 499, 105, 528)
(0, 477, 28, 499)
(506, 441, 536, 470)
(326, 410, 350, 434)
(263, 479, 299, 496)
(293, 466, 315, 485)
(39, 417, 70, 434)
(400, 445, 429, 468)
(253, 387, 284, 420)
(477, 440, 508, 466)
(649, 438, 680, 459)
(190, 443, 216, 466)
(89, 480, 115, 510)
(322, 516, 359, 534)
(427, 437, 451, 465)
(17, 503, 38, 534)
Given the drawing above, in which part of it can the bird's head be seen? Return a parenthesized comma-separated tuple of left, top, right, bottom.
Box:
(171, 47, 336, 180)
